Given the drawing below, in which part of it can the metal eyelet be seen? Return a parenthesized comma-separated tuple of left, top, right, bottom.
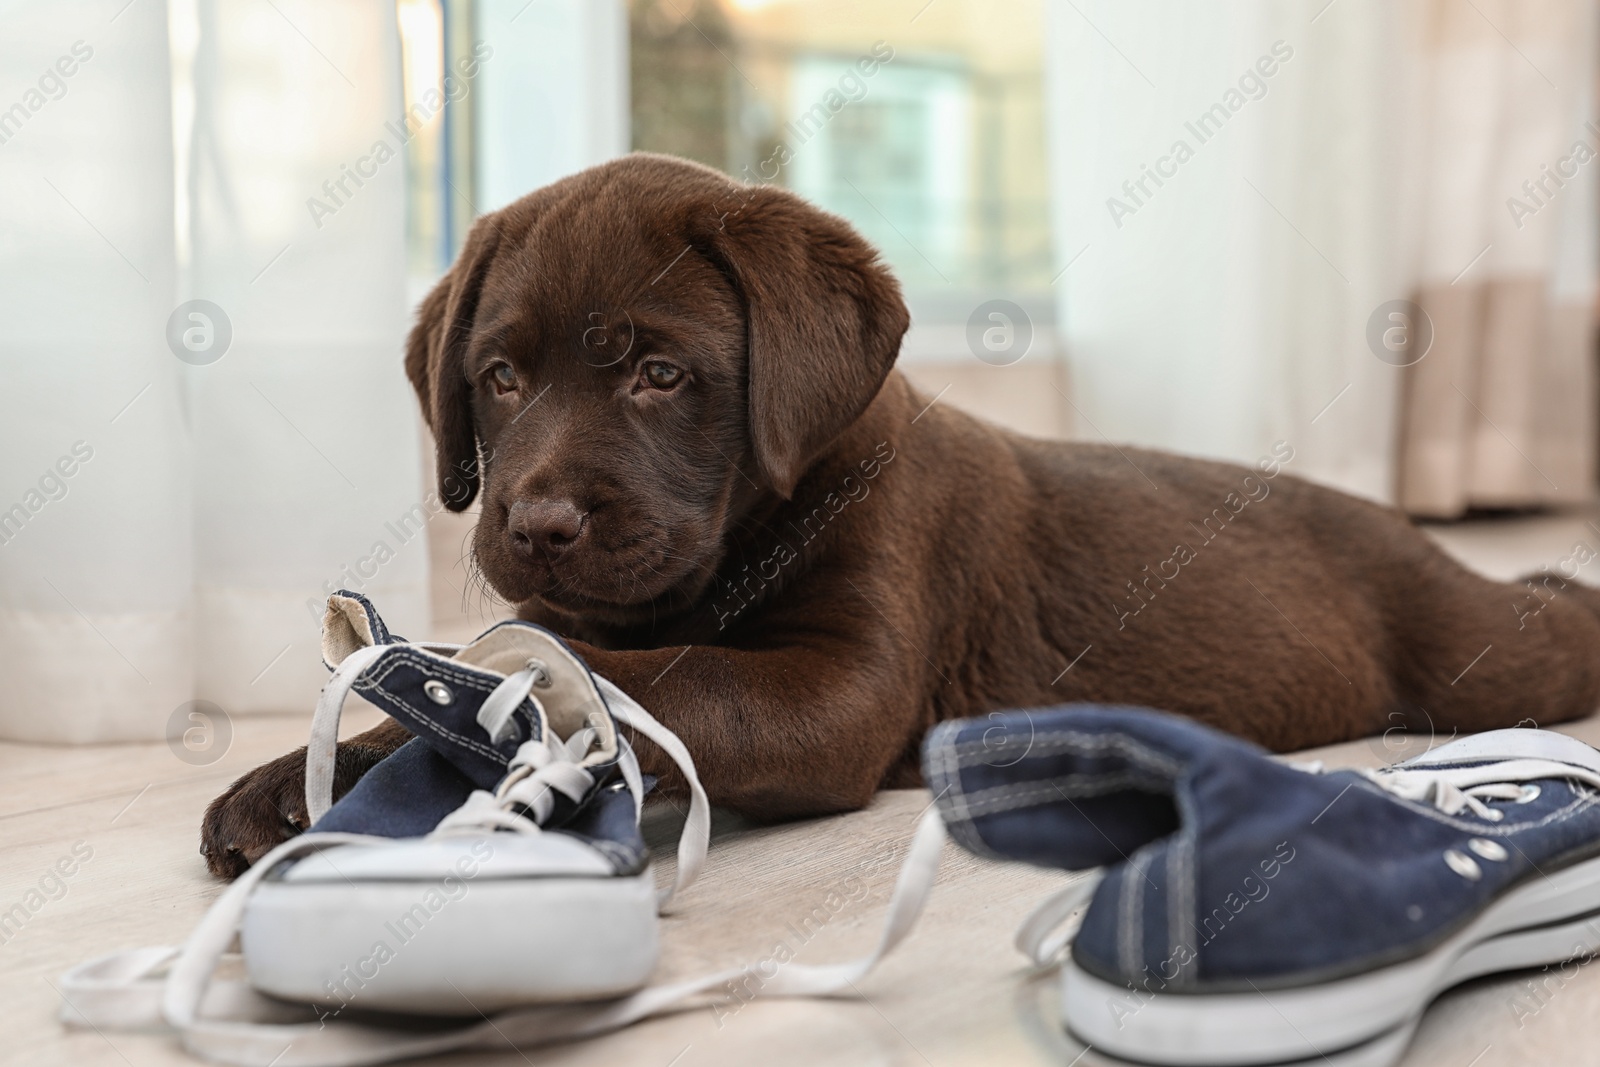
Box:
(1444, 849, 1482, 880)
(607, 780, 629, 792)
(527, 658, 552, 689)
(1515, 784, 1541, 804)
(1468, 838, 1508, 862)
(423, 680, 453, 705)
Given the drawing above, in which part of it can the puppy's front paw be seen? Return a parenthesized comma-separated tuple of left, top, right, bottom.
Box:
(200, 750, 312, 879)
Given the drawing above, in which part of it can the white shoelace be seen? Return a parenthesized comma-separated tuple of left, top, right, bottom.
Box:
(430, 728, 598, 836)
(1014, 870, 1105, 966)
(59, 657, 948, 1066)
(308, 646, 716, 909)
(1364, 770, 1527, 821)
(475, 657, 550, 745)
(1356, 758, 1600, 821)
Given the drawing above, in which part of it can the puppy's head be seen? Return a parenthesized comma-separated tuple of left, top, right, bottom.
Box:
(406, 154, 908, 625)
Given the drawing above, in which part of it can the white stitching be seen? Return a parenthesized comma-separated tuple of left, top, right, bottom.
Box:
(362, 686, 508, 764)
(933, 729, 1183, 831)
(929, 726, 1188, 876)
(1348, 777, 1596, 836)
(1120, 848, 1154, 978)
(933, 729, 1002, 859)
(364, 648, 506, 691)
(1170, 784, 1200, 985)
(1166, 834, 1185, 986)
(944, 731, 1186, 775)
(354, 650, 517, 763)
(941, 771, 1171, 820)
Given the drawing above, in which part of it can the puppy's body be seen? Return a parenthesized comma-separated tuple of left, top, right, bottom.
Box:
(201, 155, 1600, 876)
(546, 372, 1600, 814)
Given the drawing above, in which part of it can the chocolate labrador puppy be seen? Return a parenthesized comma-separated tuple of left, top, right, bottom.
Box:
(202, 153, 1600, 877)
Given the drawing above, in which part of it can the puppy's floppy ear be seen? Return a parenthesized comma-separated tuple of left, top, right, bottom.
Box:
(404, 216, 502, 512)
(696, 185, 909, 498)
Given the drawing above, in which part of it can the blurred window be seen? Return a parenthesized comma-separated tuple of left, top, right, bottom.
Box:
(630, 0, 1052, 324)
(399, 0, 1053, 332)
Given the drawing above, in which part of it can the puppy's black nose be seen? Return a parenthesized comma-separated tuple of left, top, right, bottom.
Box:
(508, 499, 587, 557)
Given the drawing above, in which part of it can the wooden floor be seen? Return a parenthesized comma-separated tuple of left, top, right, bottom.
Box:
(8, 510, 1600, 1067)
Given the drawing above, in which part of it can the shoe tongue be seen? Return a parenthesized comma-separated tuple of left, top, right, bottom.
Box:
(321, 591, 393, 667)
(452, 623, 618, 766)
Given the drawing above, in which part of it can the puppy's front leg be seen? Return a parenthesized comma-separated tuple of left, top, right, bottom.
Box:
(199, 718, 412, 878)
(568, 639, 918, 821)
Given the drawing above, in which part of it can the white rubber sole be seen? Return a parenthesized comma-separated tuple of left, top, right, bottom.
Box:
(241, 870, 659, 1014)
(1063, 853, 1600, 1066)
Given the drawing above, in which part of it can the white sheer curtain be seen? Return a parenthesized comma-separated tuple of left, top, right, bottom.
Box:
(1397, 0, 1598, 517)
(1045, 0, 1599, 509)
(0, 0, 427, 742)
(1044, 0, 1427, 503)
(183, 0, 429, 718)
(0, 0, 191, 743)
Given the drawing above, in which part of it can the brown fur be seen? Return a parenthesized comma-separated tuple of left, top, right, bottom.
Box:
(201, 154, 1600, 877)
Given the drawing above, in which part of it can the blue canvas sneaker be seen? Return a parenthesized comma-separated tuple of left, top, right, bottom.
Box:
(241, 590, 712, 1015)
(924, 704, 1600, 1067)
(61, 593, 944, 1067)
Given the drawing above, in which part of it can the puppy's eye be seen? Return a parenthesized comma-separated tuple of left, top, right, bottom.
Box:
(642, 361, 684, 391)
(490, 364, 518, 395)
